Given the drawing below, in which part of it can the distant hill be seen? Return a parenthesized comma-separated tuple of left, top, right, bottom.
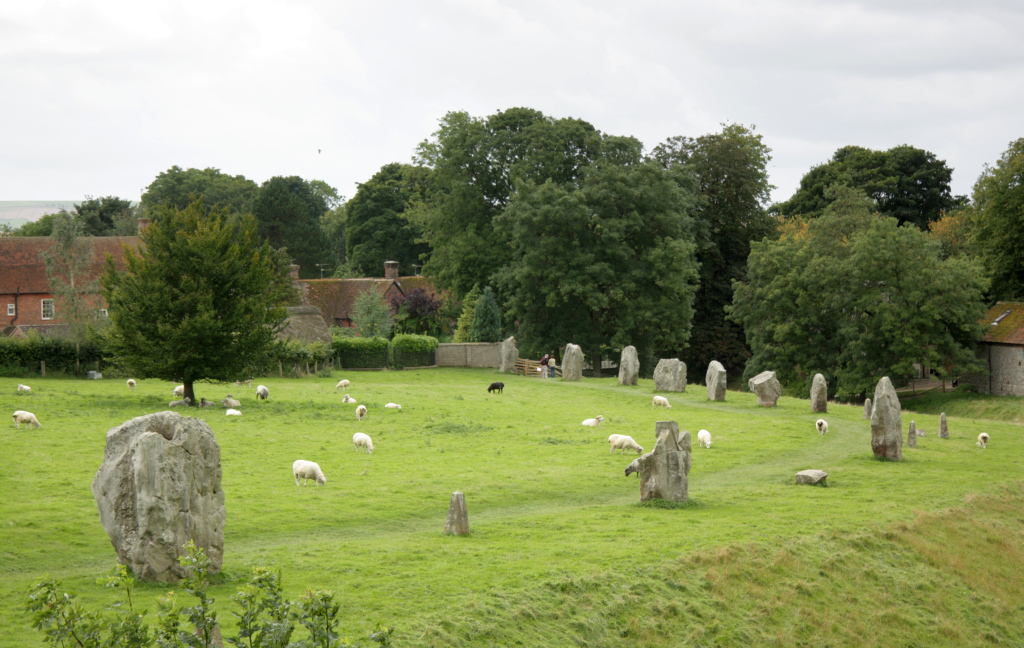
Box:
(0, 201, 77, 225)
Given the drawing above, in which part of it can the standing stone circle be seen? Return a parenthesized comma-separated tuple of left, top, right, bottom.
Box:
(498, 336, 518, 374)
(811, 373, 828, 413)
(749, 370, 781, 407)
(618, 346, 640, 386)
(443, 491, 470, 535)
(907, 420, 917, 448)
(653, 359, 687, 392)
(561, 343, 584, 381)
(706, 361, 727, 401)
(863, 398, 873, 420)
(870, 377, 903, 461)
(638, 421, 691, 503)
(92, 412, 225, 582)
(939, 412, 948, 439)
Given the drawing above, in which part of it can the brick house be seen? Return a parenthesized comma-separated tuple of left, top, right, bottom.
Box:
(963, 301, 1024, 396)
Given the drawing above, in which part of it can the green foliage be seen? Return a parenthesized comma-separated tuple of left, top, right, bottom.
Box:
(14, 211, 60, 236)
(390, 334, 438, 369)
(390, 289, 445, 336)
(453, 284, 480, 342)
(74, 196, 137, 236)
(351, 290, 394, 339)
(320, 204, 347, 273)
(101, 199, 294, 404)
(0, 334, 104, 376)
(142, 166, 258, 214)
(972, 137, 1024, 300)
(250, 176, 330, 279)
(331, 336, 390, 368)
(228, 568, 293, 648)
(468, 286, 501, 342)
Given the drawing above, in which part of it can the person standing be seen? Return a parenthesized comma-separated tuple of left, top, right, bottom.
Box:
(540, 354, 549, 379)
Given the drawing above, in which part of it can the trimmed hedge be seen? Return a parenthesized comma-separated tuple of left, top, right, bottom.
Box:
(0, 336, 104, 377)
(332, 336, 391, 369)
(391, 334, 438, 369)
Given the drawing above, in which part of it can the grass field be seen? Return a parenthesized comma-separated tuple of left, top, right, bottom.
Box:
(2, 369, 1023, 646)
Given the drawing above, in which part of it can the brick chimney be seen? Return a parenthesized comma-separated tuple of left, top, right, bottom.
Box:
(384, 260, 400, 279)
(136, 217, 151, 234)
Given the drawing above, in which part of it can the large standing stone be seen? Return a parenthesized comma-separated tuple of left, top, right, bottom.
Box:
(92, 412, 225, 582)
(811, 373, 828, 413)
(907, 420, 917, 448)
(638, 421, 691, 503)
(863, 398, 873, 420)
(618, 346, 639, 386)
(870, 377, 903, 461)
(653, 359, 687, 392)
(443, 491, 470, 535)
(749, 370, 781, 407)
(562, 343, 584, 381)
(706, 361, 727, 401)
(939, 412, 948, 439)
(795, 469, 828, 485)
(498, 336, 518, 374)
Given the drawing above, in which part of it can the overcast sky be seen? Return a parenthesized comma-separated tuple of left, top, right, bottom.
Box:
(2, 0, 1021, 206)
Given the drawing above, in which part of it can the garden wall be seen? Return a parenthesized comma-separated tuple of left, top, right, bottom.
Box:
(436, 343, 500, 368)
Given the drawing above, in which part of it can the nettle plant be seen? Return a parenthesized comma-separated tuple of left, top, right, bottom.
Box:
(26, 541, 394, 648)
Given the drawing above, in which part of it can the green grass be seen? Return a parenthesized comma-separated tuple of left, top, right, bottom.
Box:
(2, 369, 1023, 646)
(902, 386, 1024, 424)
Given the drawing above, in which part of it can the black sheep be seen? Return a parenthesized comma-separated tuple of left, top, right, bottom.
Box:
(487, 381, 504, 394)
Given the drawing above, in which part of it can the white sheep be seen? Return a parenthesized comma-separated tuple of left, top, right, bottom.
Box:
(624, 457, 641, 477)
(608, 434, 643, 455)
(169, 397, 192, 407)
(977, 432, 990, 449)
(12, 410, 40, 429)
(335, 379, 351, 393)
(341, 394, 356, 404)
(816, 419, 828, 435)
(356, 404, 367, 420)
(199, 398, 218, 408)
(353, 432, 374, 453)
(698, 429, 713, 448)
(235, 379, 253, 388)
(384, 403, 401, 410)
(652, 395, 671, 409)
(221, 395, 241, 408)
(173, 385, 184, 397)
(126, 379, 136, 391)
(582, 415, 605, 427)
(17, 384, 31, 393)
(256, 385, 269, 400)
(225, 409, 242, 416)
(292, 459, 326, 486)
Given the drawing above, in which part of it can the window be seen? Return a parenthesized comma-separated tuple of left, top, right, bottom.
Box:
(41, 299, 54, 320)
(6, 303, 13, 316)
(100, 308, 108, 317)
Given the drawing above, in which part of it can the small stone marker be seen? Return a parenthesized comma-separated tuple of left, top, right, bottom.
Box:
(638, 421, 691, 503)
(562, 343, 584, 381)
(749, 370, 781, 407)
(811, 373, 828, 413)
(795, 469, 828, 485)
(618, 345, 639, 386)
(498, 336, 518, 374)
(907, 420, 917, 448)
(870, 377, 903, 461)
(706, 360, 727, 401)
(443, 491, 470, 535)
(939, 412, 948, 439)
(863, 398, 873, 420)
(653, 358, 687, 392)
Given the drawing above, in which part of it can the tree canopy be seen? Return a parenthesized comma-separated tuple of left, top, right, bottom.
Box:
(249, 176, 330, 279)
(972, 138, 1024, 300)
(101, 200, 294, 404)
(14, 196, 137, 237)
(142, 166, 258, 214)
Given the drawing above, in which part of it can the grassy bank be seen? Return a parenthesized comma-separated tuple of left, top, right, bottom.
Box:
(901, 387, 1024, 424)
(2, 370, 1022, 646)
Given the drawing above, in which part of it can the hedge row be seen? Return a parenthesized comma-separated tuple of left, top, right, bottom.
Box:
(0, 337, 105, 377)
(331, 334, 438, 369)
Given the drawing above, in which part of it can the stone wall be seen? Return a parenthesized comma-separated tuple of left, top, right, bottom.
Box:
(964, 343, 1024, 396)
(436, 343, 501, 368)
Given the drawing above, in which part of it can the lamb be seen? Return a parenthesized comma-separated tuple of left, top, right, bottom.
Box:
(256, 385, 269, 400)
(292, 460, 326, 486)
(173, 385, 184, 397)
(816, 419, 828, 435)
(12, 410, 40, 429)
(356, 404, 367, 420)
(624, 457, 641, 477)
(977, 432, 990, 449)
(17, 384, 31, 392)
(582, 415, 605, 427)
(169, 396, 192, 407)
(199, 398, 218, 408)
(221, 395, 241, 408)
(335, 379, 351, 392)
(225, 409, 242, 416)
(384, 403, 402, 410)
(341, 394, 357, 404)
(488, 381, 505, 394)
(608, 434, 643, 455)
(652, 395, 671, 409)
(126, 379, 136, 391)
(698, 429, 713, 448)
(353, 432, 374, 453)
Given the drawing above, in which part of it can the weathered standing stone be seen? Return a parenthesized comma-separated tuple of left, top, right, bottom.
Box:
(618, 346, 640, 386)
(706, 361, 727, 401)
(870, 377, 903, 461)
(562, 343, 584, 381)
(443, 491, 470, 535)
(653, 358, 687, 392)
(939, 412, 948, 439)
(811, 373, 828, 413)
(795, 469, 828, 485)
(863, 398, 873, 420)
(907, 420, 917, 448)
(92, 412, 225, 582)
(498, 336, 518, 374)
(749, 370, 781, 407)
(638, 421, 691, 503)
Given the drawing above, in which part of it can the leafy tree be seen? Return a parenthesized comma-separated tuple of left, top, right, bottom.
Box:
(14, 212, 60, 236)
(346, 163, 432, 277)
(972, 138, 1024, 300)
(929, 205, 977, 260)
(469, 286, 501, 342)
(101, 199, 294, 406)
(320, 202, 347, 272)
(453, 283, 481, 342)
(250, 176, 330, 279)
(650, 124, 775, 377)
(351, 290, 394, 339)
(390, 288, 444, 336)
(74, 195, 136, 236)
(142, 166, 258, 214)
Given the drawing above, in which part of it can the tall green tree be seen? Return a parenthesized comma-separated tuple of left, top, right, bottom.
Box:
(346, 163, 432, 277)
(351, 290, 394, 339)
(469, 286, 501, 342)
(250, 176, 330, 279)
(142, 166, 258, 214)
(74, 196, 136, 236)
(650, 124, 775, 378)
(101, 200, 294, 405)
(972, 138, 1024, 300)
(453, 283, 481, 342)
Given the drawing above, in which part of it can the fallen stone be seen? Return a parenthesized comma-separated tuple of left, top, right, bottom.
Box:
(498, 336, 518, 374)
(561, 344, 584, 381)
(863, 398, 873, 420)
(870, 377, 903, 461)
(939, 412, 948, 439)
(653, 358, 687, 392)
(811, 373, 828, 413)
(749, 370, 781, 407)
(638, 421, 691, 503)
(618, 346, 639, 386)
(706, 361, 727, 401)
(795, 469, 828, 485)
(443, 491, 470, 535)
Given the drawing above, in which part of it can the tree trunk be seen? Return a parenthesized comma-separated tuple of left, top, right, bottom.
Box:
(183, 381, 197, 407)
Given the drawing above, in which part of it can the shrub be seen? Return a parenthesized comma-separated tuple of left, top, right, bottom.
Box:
(352, 290, 394, 339)
(391, 334, 438, 369)
(470, 287, 501, 342)
(0, 334, 104, 376)
(332, 336, 390, 369)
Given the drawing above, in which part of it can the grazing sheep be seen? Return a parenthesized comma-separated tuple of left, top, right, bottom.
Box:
(292, 460, 326, 486)
(353, 432, 374, 453)
(199, 398, 218, 408)
(17, 384, 31, 393)
(126, 379, 136, 391)
(488, 381, 505, 394)
(652, 395, 671, 409)
(221, 395, 241, 408)
(256, 385, 269, 400)
(815, 419, 828, 435)
(582, 415, 605, 427)
(624, 457, 641, 477)
(356, 404, 367, 420)
(384, 403, 402, 410)
(916, 428, 926, 437)
(977, 432, 990, 449)
(169, 397, 192, 407)
(341, 394, 356, 404)
(173, 385, 184, 397)
(698, 429, 713, 448)
(12, 410, 40, 429)
(235, 379, 253, 388)
(608, 434, 643, 455)
(335, 379, 351, 392)
(225, 409, 242, 416)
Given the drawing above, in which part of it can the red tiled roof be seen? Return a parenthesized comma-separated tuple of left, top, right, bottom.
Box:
(0, 236, 139, 294)
(298, 275, 440, 324)
(980, 301, 1024, 345)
